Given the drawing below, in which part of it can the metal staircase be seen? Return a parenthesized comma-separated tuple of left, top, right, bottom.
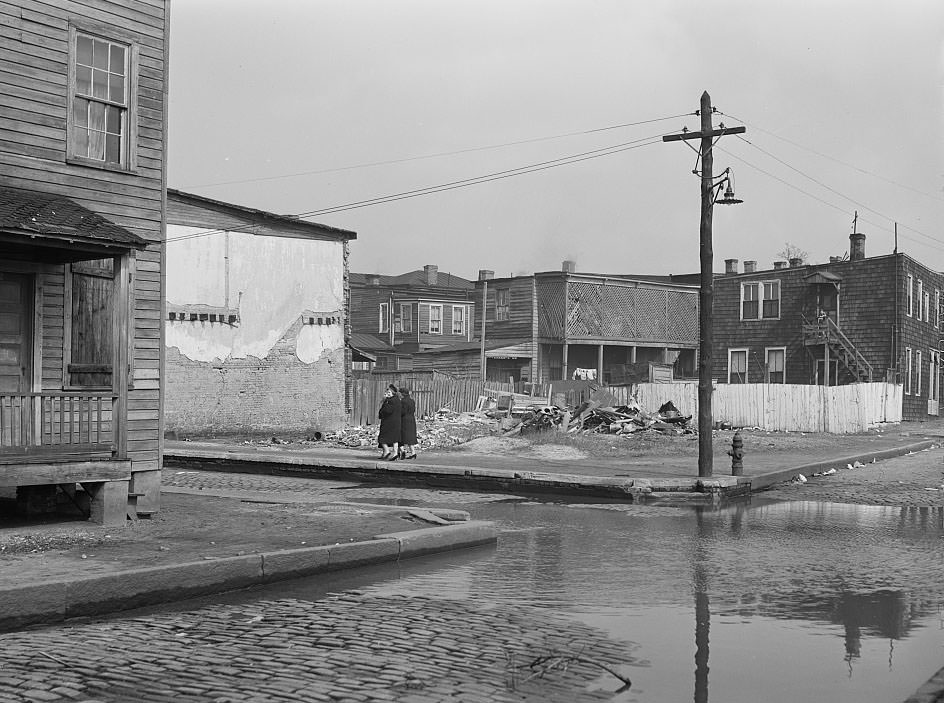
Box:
(802, 315, 873, 382)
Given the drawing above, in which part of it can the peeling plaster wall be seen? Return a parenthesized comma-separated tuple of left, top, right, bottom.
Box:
(165, 226, 347, 435)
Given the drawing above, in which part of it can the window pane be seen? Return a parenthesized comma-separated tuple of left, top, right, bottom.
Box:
(73, 127, 89, 157)
(743, 300, 759, 319)
(76, 65, 92, 95)
(105, 134, 121, 163)
(109, 44, 125, 74)
(89, 102, 106, 130)
(92, 69, 108, 99)
(105, 105, 122, 134)
(73, 98, 89, 127)
(762, 299, 779, 318)
(77, 35, 93, 65)
(92, 39, 109, 69)
(88, 129, 105, 160)
(108, 73, 125, 104)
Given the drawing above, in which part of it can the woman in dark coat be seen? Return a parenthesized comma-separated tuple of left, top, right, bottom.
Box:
(399, 387, 418, 459)
(377, 384, 401, 460)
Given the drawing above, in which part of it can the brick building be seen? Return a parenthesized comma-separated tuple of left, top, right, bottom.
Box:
(712, 232, 943, 420)
(164, 190, 356, 436)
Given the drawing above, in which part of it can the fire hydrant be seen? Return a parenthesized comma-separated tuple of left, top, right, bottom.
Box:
(727, 430, 744, 476)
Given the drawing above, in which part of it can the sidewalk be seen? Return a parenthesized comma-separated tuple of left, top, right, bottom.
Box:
(164, 425, 942, 500)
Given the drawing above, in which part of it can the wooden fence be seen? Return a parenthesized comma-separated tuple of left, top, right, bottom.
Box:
(350, 374, 901, 434)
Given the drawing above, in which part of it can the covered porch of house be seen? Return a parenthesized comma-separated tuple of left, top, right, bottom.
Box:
(0, 188, 144, 525)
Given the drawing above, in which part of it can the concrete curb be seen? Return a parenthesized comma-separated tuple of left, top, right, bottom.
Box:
(166, 440, 941, 501)
(0, 521, 498, 632)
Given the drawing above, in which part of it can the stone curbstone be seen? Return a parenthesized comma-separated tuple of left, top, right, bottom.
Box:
(0, 581, 67, 631)
(63, 554, 264, 618)
(261, 545, 331, 582)
(328, 537, 401, 569)
(375, 521, 498, 559)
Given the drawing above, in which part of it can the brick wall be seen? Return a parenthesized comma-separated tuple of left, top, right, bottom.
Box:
(165, 318, 346, 437)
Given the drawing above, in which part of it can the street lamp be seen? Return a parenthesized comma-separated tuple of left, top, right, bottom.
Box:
(663, 92, 745, 477)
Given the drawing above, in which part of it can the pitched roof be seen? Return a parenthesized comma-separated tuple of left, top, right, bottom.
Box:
(0, 187, 147, 248)
(350, 269, 474, 289)
(348, 333, 397, 352)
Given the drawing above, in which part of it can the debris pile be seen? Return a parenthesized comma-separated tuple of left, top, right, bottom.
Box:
(513, 399, 694, 437)
(323, 408, 499, 450)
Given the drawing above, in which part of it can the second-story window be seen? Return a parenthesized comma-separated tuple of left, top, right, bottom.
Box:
(924, 291, 930, 324)
(741, 281, 780, 320)
(495, 289, 509, 321)
(907, 275, 914, 317)
(452, 305, 465, 335)
(70, 29, 132, 167)
(398, 303, 412, 333)
(917, 280, 924, 321)
(378, 302, 389, 333)
(429, 304, 442, 334)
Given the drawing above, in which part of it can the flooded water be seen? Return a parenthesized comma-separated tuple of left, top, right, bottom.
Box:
(176, 497, 944, 702)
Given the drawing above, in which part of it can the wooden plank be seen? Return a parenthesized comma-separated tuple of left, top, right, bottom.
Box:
(0, 459, 131, 487)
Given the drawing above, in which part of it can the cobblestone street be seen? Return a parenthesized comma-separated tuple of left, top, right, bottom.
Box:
(0, 593, 632, 703)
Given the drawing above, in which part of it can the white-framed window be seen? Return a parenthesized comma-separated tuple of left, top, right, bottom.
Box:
(741, 281, 780, 320)
(68, 27, 134, 168)
(452, 305, 465, 335)
(398, 303, 412, 333)
(378, 302, 389, 333)
(728, 348, 748, 384)
(495, 289, 509, 321)
(905, 347, 913, 395)
(907, 275, 914, 317)
(765, 347, 786, 383)
(917, 350, 923, 396)
(930, 350, 940, 403)
(428, 304, 442, 334)
(924, 291, 930, 324)
(917, 280, 924, 320)
(936, 290, 940, 329)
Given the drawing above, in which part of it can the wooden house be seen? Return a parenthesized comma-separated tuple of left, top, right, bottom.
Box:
(0, 0, 170, 524)
(164, 189, 356, 437)
(473, 262, 700, 384)
(349, 265, 476, 359)
(712, 232, 943, 420)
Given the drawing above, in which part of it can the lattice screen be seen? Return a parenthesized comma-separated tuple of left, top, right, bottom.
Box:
(564, 281, 698, 342)
(536, 279, 566, 337)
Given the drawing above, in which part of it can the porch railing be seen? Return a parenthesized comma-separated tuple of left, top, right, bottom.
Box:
(0, 392, 114, 456)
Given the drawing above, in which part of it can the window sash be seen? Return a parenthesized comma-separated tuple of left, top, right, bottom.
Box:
(729, 349, 748, 383)
(399, 303, 412, 333)
(905, 347, 913, 394)
(741, 283, 758, 320)
(429, 304, 442, 334)
(766, 348, 785, 383)
(452, 306, 465, 335)
(917, 350, 923, 396)
(378, 303, 389, 333)
(907, 275, 914, 317)
(70, 29, 131, 167)
(495, 289, 509, 321)
(917, 281, 924, 320)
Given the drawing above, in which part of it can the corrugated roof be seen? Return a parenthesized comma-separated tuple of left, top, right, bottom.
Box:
(0, 187, 147, 248)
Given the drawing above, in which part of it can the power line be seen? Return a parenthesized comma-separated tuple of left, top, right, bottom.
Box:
(167, 133, 664, 243)
(720, 111, 944, 204)
(179, 112, 693, 189)
(717, 144, 944, 254)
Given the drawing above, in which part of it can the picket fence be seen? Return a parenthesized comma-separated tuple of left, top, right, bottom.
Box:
(350, 374, 902, 434)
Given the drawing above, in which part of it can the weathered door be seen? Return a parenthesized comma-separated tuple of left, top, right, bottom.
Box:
(0, 273, 31, 393)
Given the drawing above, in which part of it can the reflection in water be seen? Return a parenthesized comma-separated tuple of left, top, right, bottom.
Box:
(255, 499, 944, 703)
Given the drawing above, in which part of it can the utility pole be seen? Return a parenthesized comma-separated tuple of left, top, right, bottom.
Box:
(663, 92, 745, 477)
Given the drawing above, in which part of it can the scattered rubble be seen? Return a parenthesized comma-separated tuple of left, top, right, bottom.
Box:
(510, 398, 695, 437)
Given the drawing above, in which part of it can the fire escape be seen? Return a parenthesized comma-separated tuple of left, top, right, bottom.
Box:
(802, 315, 873, 383)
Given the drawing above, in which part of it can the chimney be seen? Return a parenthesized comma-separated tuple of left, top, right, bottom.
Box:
(724, 258, 739, 275)
(789, 257, 803, 268)
(423, 264, 438, 286)
(850, 232, 866, 261)
(478, 270, 494, 281)
(773, 261, 787, 270)
(743, 260, 757, 274)
(829, 256, 841, 264)
(367, 274, 381, 286)
(562, 260, 576, 273)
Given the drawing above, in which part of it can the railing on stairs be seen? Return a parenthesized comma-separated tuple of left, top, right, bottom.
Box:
(801, 315, 873, 382)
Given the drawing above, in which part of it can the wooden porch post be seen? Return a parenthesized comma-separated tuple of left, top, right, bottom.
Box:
(562, 343, 569, 381)
(597, 344, 604, 383)
(112, 253, 131, 460)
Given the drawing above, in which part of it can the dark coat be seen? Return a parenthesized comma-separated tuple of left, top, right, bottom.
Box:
(400, 396, 417, 445)
(377, 394, 402, 446)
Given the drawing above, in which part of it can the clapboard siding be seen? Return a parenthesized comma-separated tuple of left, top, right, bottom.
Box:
(474, 275, 534, 339)
(1, 0, 168, 494)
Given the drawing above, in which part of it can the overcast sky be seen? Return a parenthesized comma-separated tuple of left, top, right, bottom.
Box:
(167, 1, 944, 280)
